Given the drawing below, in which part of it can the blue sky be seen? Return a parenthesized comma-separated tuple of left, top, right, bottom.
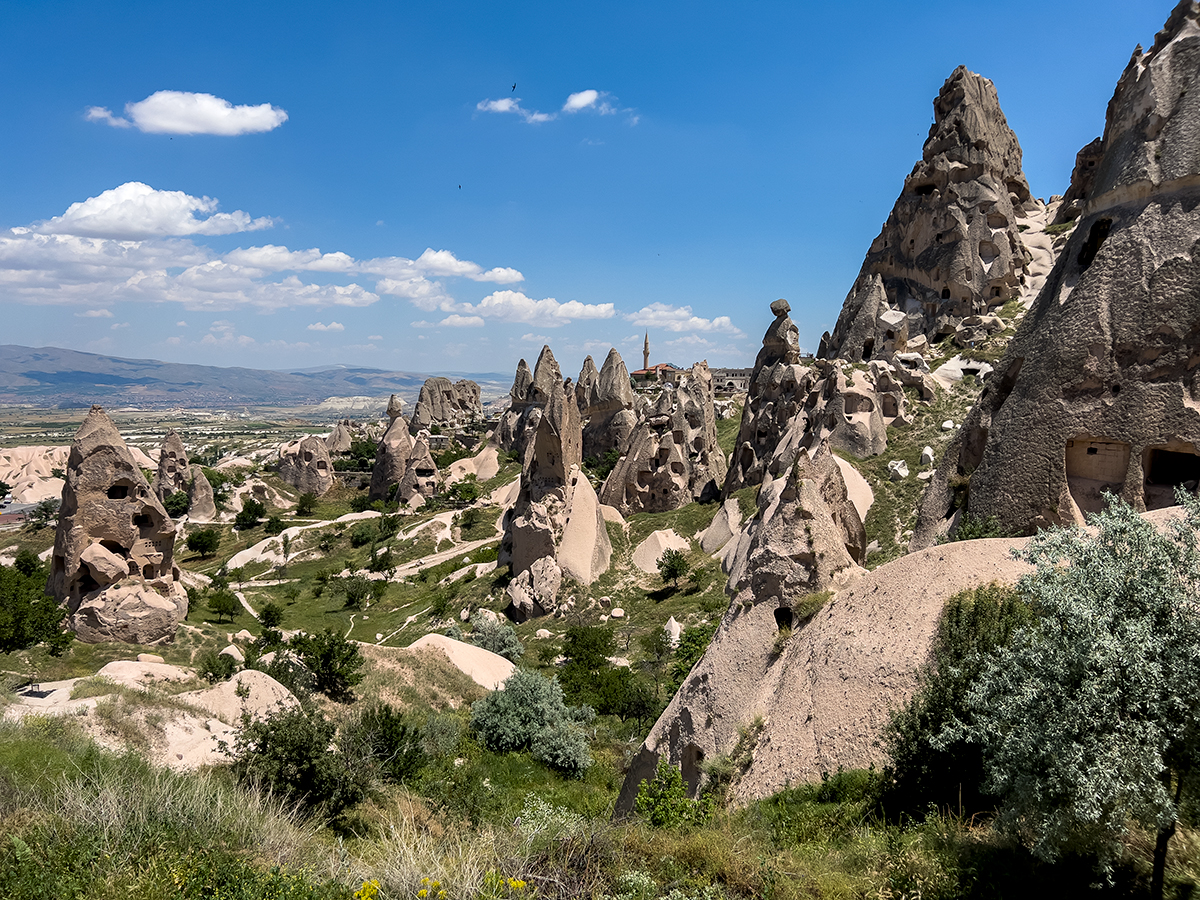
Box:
(0, 0, 1171, 378)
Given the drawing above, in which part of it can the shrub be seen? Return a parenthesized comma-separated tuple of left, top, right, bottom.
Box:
(349, 521, 376, 547)
(295, 492, 318, 516)
(657, 548, 689, 585)
(163, 490, 190, 517)
(264, 515, 286, 536)
(226, 705, 369, 818)
(207, 589, 240, 623)
(349, 494, 375, 513)
(289, 628, 364, 702)
(234, 498, 266, 530)
(186, 527, 221, 557)
(635, 759, 709, 828)
(0, 560, 73, 655)
(341, 703, 426, 785)
(197, 649, 237, 683)
(13, 547, 42, 577)
(668, 622, 718, 694)
(25, 498, 60, 530)
(337, 575, 375, 609)
(467, 610, 524, 662)
(470, 669, 592, 776)
(259, 601, 284, 629)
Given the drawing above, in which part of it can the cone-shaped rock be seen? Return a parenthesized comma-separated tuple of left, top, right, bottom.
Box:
(913, 1, 1200, 544)
(186, 464, 217, 521)
(48, 406, 187, 644)
(152, 430, 189, 501)
(411, 378, 482, 430)
(278, 435, 334, 496)
(369, 415, 414, 502)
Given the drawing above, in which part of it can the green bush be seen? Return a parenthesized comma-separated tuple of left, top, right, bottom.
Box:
(163, 490, 190, 517)
(296, 492, 319, 515)
(668, 622, 717, 694)
(470, 669, 593, 777)
(207, 589, 241, 623)
(13, 548, 42, 577)
(349, 521, 376, 547)
(259, 601, 284, 629)
(197, 649, 237, 683)
(226, 705, 369, 818)
(264, 515, 286, 536)
(635, 759, 709, 828)
(0, 560, 73, 655)
(657, 548, 690, 585)
(341, 703, 426, 785)
(186, 527, 221, 557)
(289, 628, 364, 702)
(234, 498, 266, 530)
(467, 610, 524, 662)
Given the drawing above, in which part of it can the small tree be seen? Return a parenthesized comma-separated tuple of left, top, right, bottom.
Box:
(207, 589, 240, 623)
(259, 601, 284, 629)
(263, 515, 285, 536)
(296, 492, 318, 516)
(289, 628, 364, 702)
(0, 561, 73, 655)
(25, 498, 60, 530)
(467, 610, 524, 662)
(186, 527, 221, 558)
(234, 498, 266, 530)
(162, 490, 189, 517)
(945, 492, 1200, 898)
(657, 548, 690, 586)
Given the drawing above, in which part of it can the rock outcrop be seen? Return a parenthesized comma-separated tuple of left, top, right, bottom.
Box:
(386, 393, 404, 420)
(819, 66, 1038, 362)
(411, 378, 482, 431)
(325, 419, 355, 454)
(368, 415, 414, 502)
(151, 431, 189, 501)
(579, 349, 638, 460)
(599, 362, 728, 515)
(396, 439, 441, 506)
(913, 1, 1200, 545)
(500, 352, 611, 621)
(494, 349, 559, 458)
(47, 406, 187, 644)
(186, 465, 217, 521)
(277, 435, 335, 496)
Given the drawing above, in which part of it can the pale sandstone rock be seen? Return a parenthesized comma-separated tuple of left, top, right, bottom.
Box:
(277, 436, 335, 496)
(632, 529, 690, 574)
(411, 378, 482, 430)
(397, 440, 441, 506)
(369, 415, 414, 502)
(152, 431, 189, 501)
(186, 465, 217, 521)
(406, 634, 514, 690)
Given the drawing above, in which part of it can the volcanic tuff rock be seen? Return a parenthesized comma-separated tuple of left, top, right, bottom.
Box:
(819, 66, 1038, 363)
(397, 439, 441, 506)
(48, 406, 187, 644)
(411, 377, 482, 430)
(500, 350, 611, 620)
(1052, 137, 1105, 226)
(386, 393, 405, 420)
(186, 465, 217, 521)
(599, 362, 728, 515)
(579, 348, 638, 460)
(368, 415, 414, 502)
(494, 348, 559, 458)
(277, 435, 335, 496)
(151, 431, 189, 501)
(325, 419, 355, 454)
(913, 1, 1200, 545)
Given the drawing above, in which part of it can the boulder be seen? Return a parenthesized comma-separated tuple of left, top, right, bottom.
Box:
(277, 436, 334, 496)
(915, 3, 1200, 544)
(505, 556, 562, 622)
(888, 460, 910, 481)
(48, 406, 187, 644)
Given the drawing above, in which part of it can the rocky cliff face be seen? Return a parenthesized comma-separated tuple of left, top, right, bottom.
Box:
(579, 348, 638, 460)
(411, 377, 482, 430)
(494, 348, 558, 457)
(819, 66, 1038, 362)
(277, 435, 335, 496)
(48, 406, 187, 644)
(151, 431, 189, 501)
(368, 415, 414, 502)
(913, 1, 1200, 545)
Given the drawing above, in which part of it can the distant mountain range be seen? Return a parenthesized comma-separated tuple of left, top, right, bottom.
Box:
(0, 345, 509, 409)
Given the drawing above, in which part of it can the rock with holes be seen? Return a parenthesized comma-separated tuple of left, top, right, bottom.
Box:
(397, 439, 441, 506)
(599, 361, 727, 514)
(369, 415, 414, 502)
(494, 349, 556, 458)
(912, 2, 1200, 545)
(48, 406, 187, 644)
(578, 348, 639, 460)
(819, 66, 1038, 363)
(151, 431, 189, 501)
(277, 435, 335, 496)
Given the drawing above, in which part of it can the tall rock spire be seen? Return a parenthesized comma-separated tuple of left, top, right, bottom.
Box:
(820, 66, 1036, 362)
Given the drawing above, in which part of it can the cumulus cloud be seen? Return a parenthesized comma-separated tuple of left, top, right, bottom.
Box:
(412, 248, 524, 283)
(455, 290, 614, 326)
(306, 321, 345, 332)
(520, 333, 548, 342)
(563, 90, 600, 113)
(476, 97, 553, 124)
(87, 91, 288, 135)
(31, 182, 273, 239)
(438, 314, 485, 327)
(77, 308, 112, 317)
(625, 302, 743, 335)
(368, 335, 383, 341)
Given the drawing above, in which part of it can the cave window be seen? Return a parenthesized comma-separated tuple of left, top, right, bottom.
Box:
(142, 564, 154, 579)
(132, 514, 151, 527)
(1078, 218, 1112, 271)
(1146, 448, 1200, 488)
(774, 607, 793, 630)
(862, 338, 874, 358)
(941, 288, 951, 300)
(915, 183, 936, 196)
(993, 287, 1002, 297)
(107, 485, 129, 500)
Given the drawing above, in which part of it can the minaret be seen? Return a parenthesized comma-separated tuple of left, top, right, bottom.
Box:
(643, 332, 650, 371)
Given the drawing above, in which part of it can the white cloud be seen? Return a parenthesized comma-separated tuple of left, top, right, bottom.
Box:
(33, 182, 273, 239)
(176, 320, 187, 326)
(563, 90, 600, 112)
(77, 308, 112, 317)
(476, 97, 554, 124)
(438, 314, 485, 327)
(457, 290, 615, 326)
(368, 334, 382, 341)
(110, 321, 129, 329)
(224, 244, 355, 273)
(519, 333, 549, 342)
(412, 248, 524, 283)
(87, 91, 288, 135)
(307, 321, 345, 332)
(562, 89, 636, 122)
(625, 303, 743, 335)
(411, 320, 436, 329)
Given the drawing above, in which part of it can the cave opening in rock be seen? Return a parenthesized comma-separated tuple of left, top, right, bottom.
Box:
(1078, 218, 1112, 270)
(107, 485, 129, 500)
(1145, 447, 1200, 495)
(774, 607, 793, 630)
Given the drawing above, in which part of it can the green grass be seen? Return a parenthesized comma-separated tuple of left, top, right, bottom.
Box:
(715, 403, 744, 459)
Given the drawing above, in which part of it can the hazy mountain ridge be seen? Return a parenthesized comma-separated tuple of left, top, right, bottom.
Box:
(0, 345, 507, 408)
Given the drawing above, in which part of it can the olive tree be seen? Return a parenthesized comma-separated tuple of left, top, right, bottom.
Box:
(945, 492, 1200, 898)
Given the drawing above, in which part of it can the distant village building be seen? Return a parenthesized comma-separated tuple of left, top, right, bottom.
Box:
(630, 333, 685, 385)
(711, 368, 752, 393)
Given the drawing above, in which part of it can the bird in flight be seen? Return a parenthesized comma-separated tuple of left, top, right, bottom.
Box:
(511, 83, 516, 92)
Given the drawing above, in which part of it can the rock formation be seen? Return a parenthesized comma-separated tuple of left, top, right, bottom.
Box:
(1051, 137, 1104, 226)
(411, 377, 482, 431)
(500, 351, 611, 621)
(386, 393, 405, 420)
(599, 362, 728, 515)
(494, 349, 560, 458)
(47, 406, 188, 644)
(396, 439, 441, 506)
(579, 349, 639, 461)
(277, 435, 335, 496)
(151, 431, 189, 501)
(325, 419, 355, 454)
(368, 415, 414, 502)
(819, 66, 1038, 362)
(186, 465, 217, 521)
(913, 1, 1200, 545)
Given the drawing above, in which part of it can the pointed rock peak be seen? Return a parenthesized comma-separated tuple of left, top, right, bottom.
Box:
(598, 348, 634, 406)
(925, 66, 1027, 192)
(1149, 0, 1200, 57)
(578, 355, 599, 387)
(532, 345, 562, 387)
(387, 393, 404, 420)
(511, 358, 533, 402)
